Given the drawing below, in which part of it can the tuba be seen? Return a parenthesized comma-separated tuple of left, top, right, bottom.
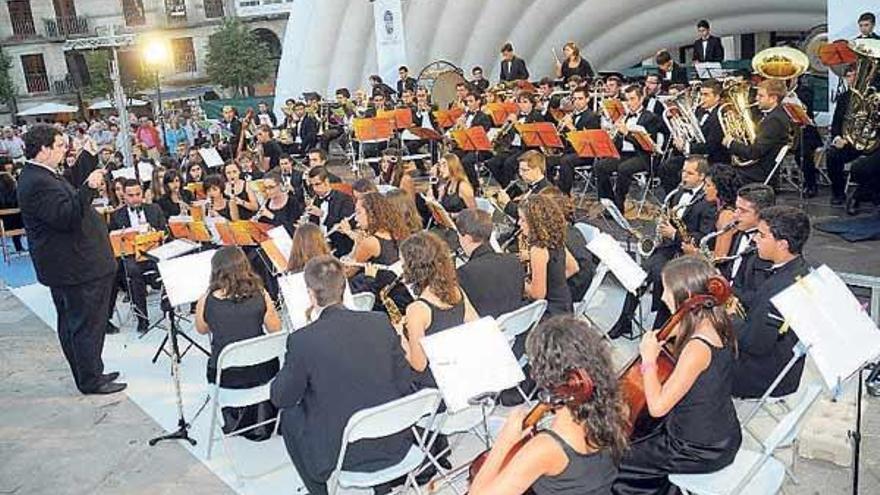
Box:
(752, 46, 810, 94)
(663, 90, 706, 146)
(842, 39, 880, 153)
(718, 78, 759, 166)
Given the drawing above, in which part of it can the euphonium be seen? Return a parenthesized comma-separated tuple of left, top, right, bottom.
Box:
(663, 90, 706, 146)
(752, 46, 810, 94)
(842, 39, 880, 153)
(718, 79, 759, 166)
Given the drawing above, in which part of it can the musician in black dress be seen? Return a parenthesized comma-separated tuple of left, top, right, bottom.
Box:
(610, 156, 716, 337)
(204, 174, 235, 221)
(455, 208, 525, 318)
(613, 256, 741, 494)
(693, 20, 725, 63)
(486, 92, 545, 188)
(471, 316, 625, 495)
(732, 206, 809, 399)
(722, 79, 791, 184)
(554, 41, 595, 82)
(555, 87, 602, 195)
(253, 169, 302, 235)
(305, 166, 355, 256)
(223, 161, 259, 220)
(399, 231, 479, 390)
(519, 195, 579, 318)
(195, 246, 282, 440)
(500, 42, 530, 82)
(437, 153, 476, 214)
(156, 170, 193, 218)
(594, 85, 663, 213)
(539, 187, 596, 304)
(703, 165, 740, 261)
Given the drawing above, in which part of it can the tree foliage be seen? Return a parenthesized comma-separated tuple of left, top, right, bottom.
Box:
(0, 48, 15, 105)
(205, 18, 273, 97)
(82, 50, 150, 100)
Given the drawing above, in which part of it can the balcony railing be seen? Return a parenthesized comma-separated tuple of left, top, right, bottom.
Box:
(174, 55, 198, 74)
(52, 75, 77, 95)
(43, 16, 91, 38)
(25, 73, 49, 94)
(9, 17, 38, 40)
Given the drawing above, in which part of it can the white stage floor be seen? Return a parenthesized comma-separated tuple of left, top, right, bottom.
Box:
(9, 279, 643, 494)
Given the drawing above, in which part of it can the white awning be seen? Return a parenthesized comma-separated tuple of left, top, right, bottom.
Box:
(88, 98, 150, 110)
(16, 102, 78, 116)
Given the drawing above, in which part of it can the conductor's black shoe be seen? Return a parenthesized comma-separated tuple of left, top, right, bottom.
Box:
(84, 382, 127, 395)
(106, 322, 120, 334)
(101, 372, 120, 384)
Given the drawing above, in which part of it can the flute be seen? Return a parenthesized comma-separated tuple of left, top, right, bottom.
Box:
(326, 212, 357, 236)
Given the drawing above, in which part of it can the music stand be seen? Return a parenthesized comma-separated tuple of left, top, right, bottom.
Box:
(149, 249, 216, 447)
(451, 126, 492, 152)
(353, 117, 395, 178)
(378, 108, 414, 129)
(408, 127, 444, 164)
(484, 102, 518, 126)
(694, 62, 724, 79)
(516, 122, 564, 150)
(432, 108, 464, 129)
(568, 130, 621, 160)
(602, 99, 626, 123)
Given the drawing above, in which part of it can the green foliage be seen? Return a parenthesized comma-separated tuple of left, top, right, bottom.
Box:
(0, 48, 15, 105)
(82, 50, 150, 100)
(205, 18, 273, 97)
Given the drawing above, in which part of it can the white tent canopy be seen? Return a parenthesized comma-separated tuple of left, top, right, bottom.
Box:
(88, 98, 149, 110)
(16, 102, 78, 116)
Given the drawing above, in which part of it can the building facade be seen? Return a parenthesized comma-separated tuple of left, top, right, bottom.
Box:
(0, 0, 290, 122)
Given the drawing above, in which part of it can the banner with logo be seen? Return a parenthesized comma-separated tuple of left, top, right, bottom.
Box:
(373, 0, 407, 92)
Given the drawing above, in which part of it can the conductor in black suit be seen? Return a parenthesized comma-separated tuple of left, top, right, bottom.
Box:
(723, 79, 791, 184)
(108, 179, 168, 334)
(499, 42, 529, 82)
(271, 256, 414, 495)
(455, 209, 525, 318)
(693, 20, 725, 63)
(17, 125, 125, 395)
(306, 166, 355, 257)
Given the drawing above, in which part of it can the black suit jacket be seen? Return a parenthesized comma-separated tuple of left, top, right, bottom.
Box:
(659, 63, 689, 91)
(17, 152, 115, 287)
(458, 244, 525, 318)
(690, 105, 730, 164)
(397, 77, 417, 96)
(467, 110, 494, 131)
(733, 256, 808, 398)
(615, 110, 663, 157)
(730, 230, 771, 310)
(312, 189, 355, 256)
(729, 105, 791, 183)
(500, 56, 529, 82)
(109, 203, 167, 232)
(668, 189, 717, 249)
(503, 176, 552, 219)
(693, 36, 725, 62)
(572, 109, 601, 131)
(414, 104, 440, 130)
(295, 115, 319, 152)
(471, 78, 490, 94)
(831, 89, 850, 138)
(270, 305, 414, 482)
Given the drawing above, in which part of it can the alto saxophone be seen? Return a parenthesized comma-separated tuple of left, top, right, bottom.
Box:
(518, 231, 531, 277)
(379, 276, 404, 327)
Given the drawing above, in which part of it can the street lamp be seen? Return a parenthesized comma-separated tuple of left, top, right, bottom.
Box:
(142, 37, 171, 156)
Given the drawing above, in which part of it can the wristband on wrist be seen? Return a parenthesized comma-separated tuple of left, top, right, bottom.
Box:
(639, 361, 657, 374)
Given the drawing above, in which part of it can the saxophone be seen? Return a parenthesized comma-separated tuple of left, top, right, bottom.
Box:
(698, 220, 738, 262)
(379, 276, 404, 326)
(518, 231, 531, 277)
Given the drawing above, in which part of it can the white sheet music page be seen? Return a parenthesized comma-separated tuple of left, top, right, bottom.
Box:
(771, 265, 880, 391)
(421, 317, 525, 412)
(587, 233, 647, 294)
(147, 238, 199, 261)
(198, 147, 225, 168)
(268, 226, 293, 263)
(158, 249, 217, 307)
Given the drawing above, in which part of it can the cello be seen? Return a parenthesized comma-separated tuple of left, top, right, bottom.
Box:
(617, 275, 732, 438)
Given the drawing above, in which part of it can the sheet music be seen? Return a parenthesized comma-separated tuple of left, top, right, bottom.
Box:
(599, 199, 635, 233)
(110, 161, 154, 181)
(587, 233, 647, 294)
(157, 249, 217, 306)
(277, 273, 356, 330)
(694, 62, 723, 79)
(421, 317, 525, 413)
(198, 147, 225, 168)
(772, 265, 880, 392)
(268, 226, 293, 263)
(146, 239, 200, 261)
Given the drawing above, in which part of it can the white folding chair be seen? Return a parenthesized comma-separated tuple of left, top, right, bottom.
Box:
(475, 197, 494, 215)
(206, 331, 288, 479)
(327, 388, 444, 495)
(763, 144, 792, 186)
(669, 384, 822, 495)
(497, 300, 547, 403)
(417, 404, 495, 495)
(349, 292, 376, 312)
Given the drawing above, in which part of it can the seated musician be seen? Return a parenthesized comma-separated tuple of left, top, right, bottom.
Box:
(455, 208, 525, 318)
(398, 231, 479, 390)
(494, 150, 553, 220)
(305, 148, 342, 183)
(642, 74, 665, 119)
(236, 150, 263, 181)
(457, 91, 495, 189)
(722, 79, 791, 184)
(538, 187, 596, 304)
(156, 170, 193, 219)
(485, 92, 545, 189)
(470, 316, 624, 495)
(436, 153, 476, 214)
(284, 101, 319, 156)
(351, 177, 378, 202)
(826, 66, 860, 207)
(450, 81, 470, 110)
(253, 169, 303, 235)
(223, 161, 259, 220)
(378, 147, 402, 184)
(204, 174, 235, 220)
(278, 154, 306, 208)
(654, 50, 688, 92)
(610, 156, 716, 338)
(727, 184, 775, 308)
(470, 66, 490, 94)
(614, 255, 741, 494)
(658, 78, 729, 194)
(305, 166, 355, 256)
(184, 161, 204, 189)
(270, 256, 414, 495)
(255, 101, 277, 128)
(555, 86, 602, 195)
(703, 165, 741, 260)
(519, 195, 579, 318)
(109, 179, 167, 334)
(594, 84, 663, 213)
(195, 246, 282, 440)
(414, 87, 440, 132)
(386, 188, 424, 234)
(256, 125, 284, 171)
(732, 205, 809, 399)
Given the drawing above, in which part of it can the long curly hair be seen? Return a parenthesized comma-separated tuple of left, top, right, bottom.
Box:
(359, 192, 410, 241)
(661, 255, 737, 357)
(527, 315, 629, 462)
(288, 223, 331, 273)
(707, 164, 740, 209)
(400, 231, 461, 306)
(385, 189, 423, 234)
(208, 246, 264, 302)
(538, 186, 576, 222)
(519, 194, 567, 250)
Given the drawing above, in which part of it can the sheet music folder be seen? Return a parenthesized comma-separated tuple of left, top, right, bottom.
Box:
(568, 130, 621, 159)
(517, 122, 564, 149)
(451, 126, 492, 151)
(352, 118, 394, 142)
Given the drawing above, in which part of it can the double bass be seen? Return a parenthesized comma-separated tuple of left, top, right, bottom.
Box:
(618, 275, 732, 438)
